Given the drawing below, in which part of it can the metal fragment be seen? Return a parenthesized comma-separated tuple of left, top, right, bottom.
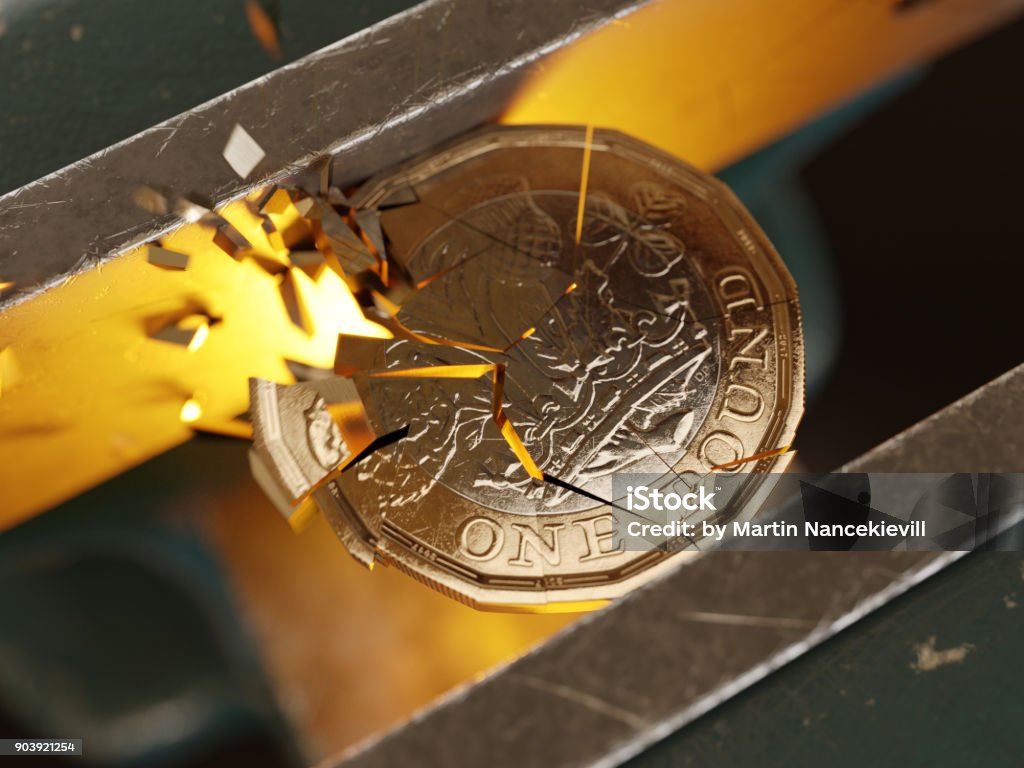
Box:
(223, 123, 267, 180)
(145, 245, 189, 271)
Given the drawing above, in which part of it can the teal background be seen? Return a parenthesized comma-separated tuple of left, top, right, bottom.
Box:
(0, 0, 421, 195)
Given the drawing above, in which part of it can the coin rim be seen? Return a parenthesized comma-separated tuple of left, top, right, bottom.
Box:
(329, 124, 805, 609)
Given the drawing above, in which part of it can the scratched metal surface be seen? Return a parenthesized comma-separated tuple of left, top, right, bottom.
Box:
(0, 0, 650, 311)
(0, 0, 423, 196)
(331, 362, 1024, 768)
(623, 548, 1024, 768)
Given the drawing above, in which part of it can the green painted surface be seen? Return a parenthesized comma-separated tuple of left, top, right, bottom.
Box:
(627, 551, 1024, 767)
(0, 0, 421, 194)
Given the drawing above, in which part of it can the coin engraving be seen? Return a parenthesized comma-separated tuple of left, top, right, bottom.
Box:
(364, 189, 719, 515)
(248, 125, 804, 609)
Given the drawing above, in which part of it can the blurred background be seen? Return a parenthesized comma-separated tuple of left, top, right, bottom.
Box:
(1, 1, 1022, 766)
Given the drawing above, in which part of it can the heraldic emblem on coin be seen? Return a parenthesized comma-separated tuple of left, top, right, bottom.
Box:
(248, 125, 804, 610)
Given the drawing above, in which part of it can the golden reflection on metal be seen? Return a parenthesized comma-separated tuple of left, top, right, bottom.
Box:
(710, 445, 793, 472)
(574, 124, 594, 246)
(0, 186, 393, 527)
(186, 319, 210, 353)
(364, 362, 545, 481)
(0, 347, 20, 399)
(503, 326, 536, 352)
(368, 363, 497, 380)
(502, 0, 1015, 170)
(374, 315, 506, 354)
(180, 398, 203, 424)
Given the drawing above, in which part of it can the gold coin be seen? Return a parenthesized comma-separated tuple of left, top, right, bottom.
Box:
(253, 125, 804, 610)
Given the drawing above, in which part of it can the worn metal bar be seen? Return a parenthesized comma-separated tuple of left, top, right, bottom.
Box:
(2, 2, 1021, 759)
(3, 0, 1021, 524)
(330, 362, 1024, 768)
(0, 0, 649, 310)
